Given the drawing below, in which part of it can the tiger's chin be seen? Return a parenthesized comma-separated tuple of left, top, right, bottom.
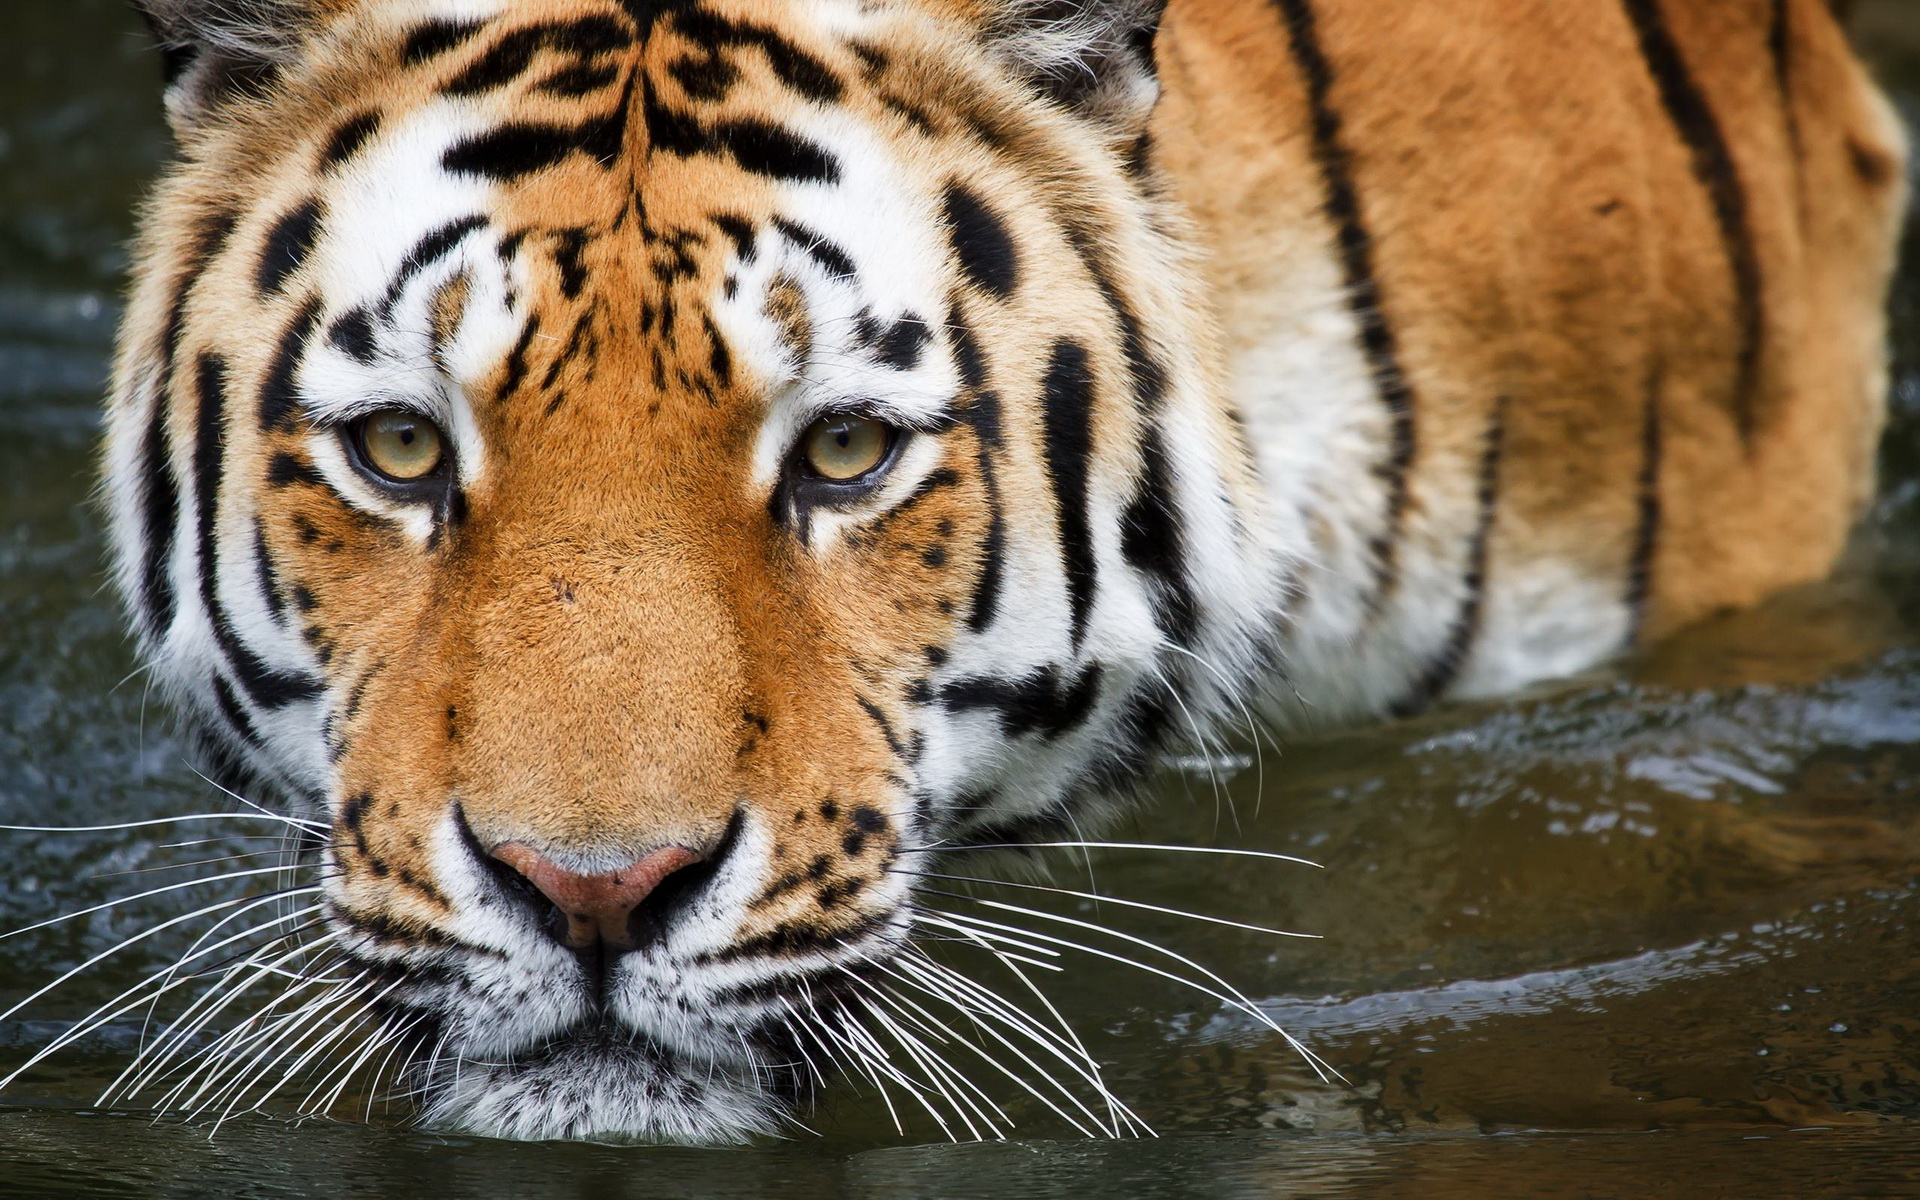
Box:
(410, 1026, 802, 1145)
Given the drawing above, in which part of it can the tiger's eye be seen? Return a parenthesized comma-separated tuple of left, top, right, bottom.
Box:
(358, 411, 445, 482)
(802, 415, 891, 482)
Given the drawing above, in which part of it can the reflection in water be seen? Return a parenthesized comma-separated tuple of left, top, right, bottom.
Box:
(1, 0, 1918, 1195)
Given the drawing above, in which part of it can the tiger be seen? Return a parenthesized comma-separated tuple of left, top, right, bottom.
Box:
(78, 0, 1904, 1143)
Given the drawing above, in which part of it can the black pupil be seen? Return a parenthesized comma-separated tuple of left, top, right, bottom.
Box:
(831, 423, 854, 448)
(396, 424, 417, 446)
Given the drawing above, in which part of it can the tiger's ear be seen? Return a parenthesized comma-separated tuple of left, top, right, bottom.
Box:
(134, 0, 315, 137)
(985, 0, 1169, 136)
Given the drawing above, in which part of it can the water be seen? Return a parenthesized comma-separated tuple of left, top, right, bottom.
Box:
(3, 3, 1919, 1195)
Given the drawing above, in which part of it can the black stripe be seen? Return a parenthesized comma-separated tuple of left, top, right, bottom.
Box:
(941, 184, 1019, 299)
(136, 396, 182, 637)
(713, 119, 838, 183)
(258, 299, 322, 432)
(194, 354, 324, 712)
(551, 228, 590, 298)
(442, 123, 579, 180)
(403, 18, 486, 65)
(1039, 340, 1098, 649)
(1622, 0, 1764, 442)
(439, 18, 631, 97)
(711, 214, 755, 258)
(770, 217, 856, 280)
(257, 201, 323, 295)
(321, 112, 382, 167)
(1392, 399, 1505, 718)
(266, 450, 326, 489)
(854, 311, 930, 371)
(137, 211, 239, 636)
(702, 313, 732, 388)
(329, 307, 378, 363)
(939, 664, 1104, 741)
(255, 521, 288, 623)
(542, 311, 593, 392)
(211, 673, 264, 747)
(378, 216, 489, 316)
(538, 61, 621, 96)
(948, 313, 1007, 631)
(855, 695, 908, 759)
(1625, 379, 1663, 638)
(668, 9, 844, 103)
(498, 315, 541, 402)
(1121, 427, 1199, 646)
(1769, 0, 1809, 234)
(1271, 0, 1416, 602)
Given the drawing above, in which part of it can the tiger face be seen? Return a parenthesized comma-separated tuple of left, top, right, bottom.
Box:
(106, 0, 1281, 1140)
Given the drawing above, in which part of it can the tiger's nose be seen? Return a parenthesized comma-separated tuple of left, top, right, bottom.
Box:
(488, 841, 707, 951)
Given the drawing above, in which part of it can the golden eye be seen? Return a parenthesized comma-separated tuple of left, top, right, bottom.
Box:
(802, 414, 892, 483)
(357, 410, 446, 483)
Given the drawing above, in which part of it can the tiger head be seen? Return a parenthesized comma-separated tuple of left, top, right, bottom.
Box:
(105, 0, 1283, 1141)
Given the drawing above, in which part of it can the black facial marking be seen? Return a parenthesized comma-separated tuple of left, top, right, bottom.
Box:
(668, 51, 741, 100)
(403, 18, 487, 65)
(854, 311, 930, 371)
(702, 314, 733, 387)
(711, 119, 839, 183)
(771, 217, 857, 280)
(211, 673, 263, 747)
(550, 227, 591, 298)
(1121, 427, 1199, 645)
(329, 308, 378, 364)
(669, 9, 845, 103)
(137, 400, 181, 637)
(538, 61, 622, 96)
(266, 450, 327, 489)
(379, 216, 490, 317)
(254, 521, 288, 622)
(1039, 341, 1098, 649)
(257, 299, 322, 433)
(322, 112, 383, 167)
(194, 353, 323, 711)
(940, 664, 1104, 741)
(257, 201, 324, 295)
(442, 120, 615, 181)
(856, 696, 908, 760)
(138, 211, 239, 638)
(440, 17, 632, 97)
(498, 315, 542, 402)
(942, 184, 1019, 298)
(711, 214, 755, 258)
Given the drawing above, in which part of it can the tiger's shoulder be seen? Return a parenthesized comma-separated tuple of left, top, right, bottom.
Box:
(1150, 0, 1908, 719)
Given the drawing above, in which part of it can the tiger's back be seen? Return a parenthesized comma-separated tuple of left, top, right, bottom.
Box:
(1154, 0, 1907, 720)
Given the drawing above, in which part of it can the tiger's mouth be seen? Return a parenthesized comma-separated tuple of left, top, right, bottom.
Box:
(317, 804, 898, 1143)
(396, 1008, 815, 1144)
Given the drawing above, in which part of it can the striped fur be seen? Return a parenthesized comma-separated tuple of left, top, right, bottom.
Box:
(95, 0, 1903, 1141)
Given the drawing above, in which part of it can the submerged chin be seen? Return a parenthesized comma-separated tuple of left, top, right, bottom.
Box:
(413, 1032, 796, 1144)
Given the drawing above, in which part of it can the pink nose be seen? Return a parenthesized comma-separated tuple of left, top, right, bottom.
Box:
(489, 842, 704, 950)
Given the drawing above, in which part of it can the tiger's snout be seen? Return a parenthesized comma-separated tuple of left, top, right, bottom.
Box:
(479, 816, 736, 952)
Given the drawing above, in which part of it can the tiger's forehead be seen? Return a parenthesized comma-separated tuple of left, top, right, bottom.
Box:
(204, 0, 1005, 447)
